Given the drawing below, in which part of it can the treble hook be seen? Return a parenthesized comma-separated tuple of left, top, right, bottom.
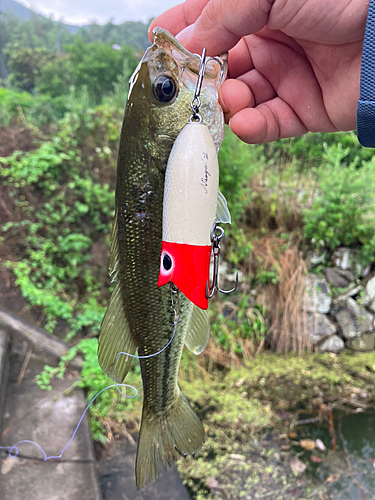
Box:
(206, 224, 238, 299)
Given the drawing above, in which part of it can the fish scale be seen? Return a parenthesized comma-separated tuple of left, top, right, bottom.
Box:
(97, 28, 227, 489)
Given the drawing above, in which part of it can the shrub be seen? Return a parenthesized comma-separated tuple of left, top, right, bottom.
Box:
(262, 131, 375, 171)
(0, 102, 119, 337)
(303, 142, 375, 264)
(0, 87, 78, 126)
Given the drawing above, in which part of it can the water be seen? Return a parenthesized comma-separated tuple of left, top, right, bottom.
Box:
(305, 411, 375, 499)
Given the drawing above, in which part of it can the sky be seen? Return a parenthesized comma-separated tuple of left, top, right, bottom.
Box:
(21, 0, 181, 25)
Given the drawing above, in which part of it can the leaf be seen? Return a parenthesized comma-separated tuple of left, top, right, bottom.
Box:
(326, 473, 341, 483)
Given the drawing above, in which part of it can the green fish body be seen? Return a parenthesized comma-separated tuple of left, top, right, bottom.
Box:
(98, 28, 227, 489)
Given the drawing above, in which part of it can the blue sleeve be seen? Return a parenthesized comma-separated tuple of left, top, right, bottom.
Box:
(357, 0, 375, 147)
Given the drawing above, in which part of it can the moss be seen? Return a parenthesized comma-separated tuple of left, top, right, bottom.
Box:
(177, 350, 375, 499)
(223, 351, 375, 388)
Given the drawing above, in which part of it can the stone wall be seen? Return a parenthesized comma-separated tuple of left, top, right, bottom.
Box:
(306, 247, 375, 353)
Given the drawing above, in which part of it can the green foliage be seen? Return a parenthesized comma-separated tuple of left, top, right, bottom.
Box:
(1, 13, 139, 109)
(1, 13, 149, 53)
(0, 86, 94, 127)
(209, 299, 267, 355)
(0, 13, 19, 52)
(76, 20, 150, 49)
(4, 44, 55, 91)
(0, 141, 67, 185)
(303, 142, 375, 264)
(103, 55, 137, 109)
(0, 102, 120, 337)
(0, 87, 33, 124)
(35, 56, 71, 99)
(0, 10, 149, 55)
(77, 339, 140, 441)
(36, 39, 138, 103)
(225, 225, 254, 266)
(217, 129, 265, 268)
(262, 130, 375, 171)
(0, 11, 74, 53)
(218, 128, 261, 221)
(256, 268, 279, 285)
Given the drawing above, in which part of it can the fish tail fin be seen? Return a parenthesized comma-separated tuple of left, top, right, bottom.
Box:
(135, 389, 204, 489)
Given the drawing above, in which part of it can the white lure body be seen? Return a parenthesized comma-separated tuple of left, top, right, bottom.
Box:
(158, 122, 219, 309)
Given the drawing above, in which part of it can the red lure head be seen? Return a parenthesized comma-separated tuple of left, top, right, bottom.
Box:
(158, 242, 211, 310)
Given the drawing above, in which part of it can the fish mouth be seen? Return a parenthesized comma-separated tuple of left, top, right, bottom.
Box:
(152, 27, 228, 85)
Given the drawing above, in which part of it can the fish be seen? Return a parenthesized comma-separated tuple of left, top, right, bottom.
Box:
(97, 28, 227, 489)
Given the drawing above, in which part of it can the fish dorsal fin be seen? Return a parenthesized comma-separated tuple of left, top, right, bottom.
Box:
(216, 190, 231, 224)
(98, 283, 137, 382)
(109, 207, 119, 282)
(185, 305, 209, 354)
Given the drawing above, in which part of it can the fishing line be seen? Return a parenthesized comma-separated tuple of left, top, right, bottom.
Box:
(0, 383, 135, 460)
(113, 312, 179, 398)
(0, 287, 180, 461)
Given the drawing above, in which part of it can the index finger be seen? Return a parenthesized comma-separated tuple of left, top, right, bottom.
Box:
(148, 0, 210, 42)
(150, 0, 272, 56)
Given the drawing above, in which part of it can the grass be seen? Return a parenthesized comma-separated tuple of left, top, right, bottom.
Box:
(252, 237, 310, 354)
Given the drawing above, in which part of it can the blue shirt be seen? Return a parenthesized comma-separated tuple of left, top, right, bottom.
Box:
(357, 0, 375, 147)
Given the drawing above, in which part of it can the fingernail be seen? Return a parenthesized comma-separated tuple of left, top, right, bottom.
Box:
(176, 24, 194, 45)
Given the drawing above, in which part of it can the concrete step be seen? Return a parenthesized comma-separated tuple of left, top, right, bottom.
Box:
(0, 352, 102, 500)
(98, 437, 191, 500)
(0, 329, 10, 433)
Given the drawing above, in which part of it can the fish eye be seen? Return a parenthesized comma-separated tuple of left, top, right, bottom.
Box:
(152, 75, 178, 104)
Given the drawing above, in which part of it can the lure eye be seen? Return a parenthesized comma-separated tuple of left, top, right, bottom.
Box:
(152, 75, 178, 103)
(162, 253, 173, 271)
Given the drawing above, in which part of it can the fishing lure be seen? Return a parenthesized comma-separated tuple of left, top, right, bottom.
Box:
(158, 49, 238, 309)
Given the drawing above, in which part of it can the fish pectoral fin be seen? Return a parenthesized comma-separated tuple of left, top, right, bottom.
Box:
(216, 189, 231, 224)
(136, 390, 205, 489)
(108, 206, 119, 282)
(98, 283, 137, 382)
(185, 305, 209, 355)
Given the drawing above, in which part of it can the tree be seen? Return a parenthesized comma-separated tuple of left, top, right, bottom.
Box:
(36, 38, 139, 102)
(4, 44, 55, 91)
(76, 20, 150, 49)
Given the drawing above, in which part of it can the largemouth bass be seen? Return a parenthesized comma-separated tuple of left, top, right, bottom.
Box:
(98, 28, 227, 489)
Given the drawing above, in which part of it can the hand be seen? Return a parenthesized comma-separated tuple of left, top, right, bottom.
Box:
(149, 0, 368, 143)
